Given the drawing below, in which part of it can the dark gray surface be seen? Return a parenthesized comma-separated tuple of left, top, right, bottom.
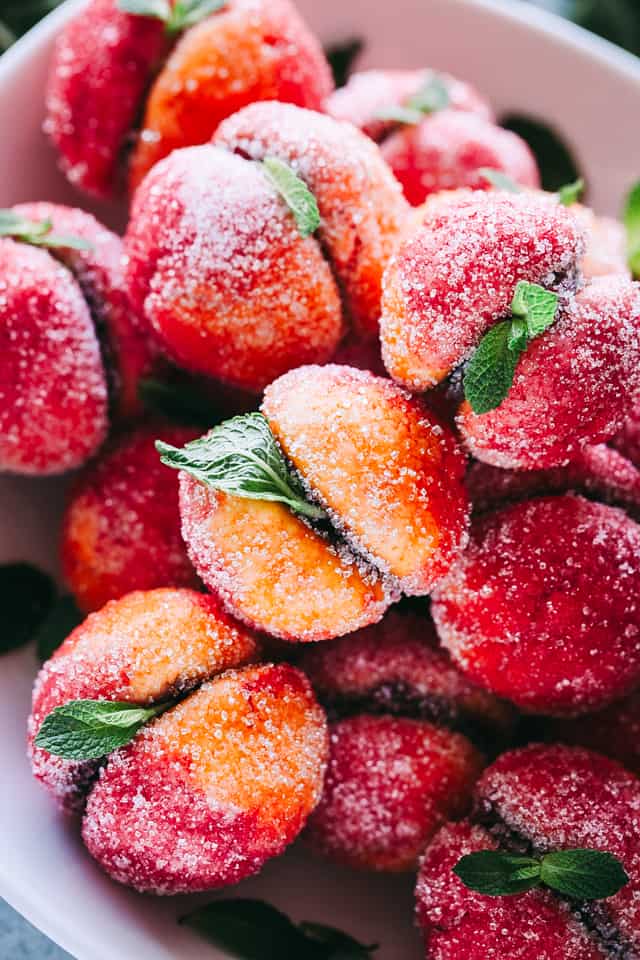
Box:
(1, 899, 72, 959)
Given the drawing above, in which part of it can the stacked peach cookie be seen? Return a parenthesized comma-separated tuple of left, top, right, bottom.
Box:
(9, 0, 640, 953)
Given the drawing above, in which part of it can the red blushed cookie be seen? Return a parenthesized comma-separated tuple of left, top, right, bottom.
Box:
(128, 0, 333, 191)
(45, 0, 168, 198)
(305, 714, 483, 872)
(612, 406, 640, 470)
(325, 68, 494, 143)
(81, 664, 328, 893)
(214, 100, 410, 338)
(458, 276, 640, 469)
(124, 145, 343, 393)
(61, 424, 201, 613)
(29, 588, 258, 812)
(0, 238, 108, 475)
(467, 443, 640, 522)
(416, 821, 609, 960)
(13, 202, 157, 420)
(381, 111, 539, 206)
(431, 495, 640, 716)
(299, 607, 516, 745)
(571, 205, 631, 279)
(262, 365, 470, 596)
(546, 692, 640, 778)
(380, 190, 585, 391)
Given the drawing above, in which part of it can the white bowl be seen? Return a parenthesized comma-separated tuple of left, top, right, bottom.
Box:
(1, 2, 639, 958)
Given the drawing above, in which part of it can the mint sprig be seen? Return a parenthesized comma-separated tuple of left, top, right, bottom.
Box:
(262, 157, 320, 238)
(0, 211, 92, 252)
(180, 899, 378, 960)
(454, 848, 629, 901)
(34, 699, 172, 760)
(376, 73, 450, 126)
(478, 168, 522, 193)
(623, 180, 640, 278)
(117, 0, 226, 35)
(157, 413, 328, 521)
(557, 178, 585, 206)
(464, 281, 558, 414)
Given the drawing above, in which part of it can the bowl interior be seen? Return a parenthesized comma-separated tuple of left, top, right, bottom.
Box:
(0, 2, 639, 958)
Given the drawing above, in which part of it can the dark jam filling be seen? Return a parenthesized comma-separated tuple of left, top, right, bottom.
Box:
(473, 798, 638, 960)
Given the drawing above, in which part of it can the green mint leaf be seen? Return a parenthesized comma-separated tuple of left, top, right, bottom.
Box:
(34, 699, 169, 760)
(453, 851, 542, 896)
(478, 168, 523, 193)
(500, 114, 581, 192)
(623, 180, 640, 278)
(464, 320, 523, 415)
(374, 105, 424, 126)
(406, 74, 450, 114)
(507, 315, 528, 353)
(325, 38, 364, 88)
(511, 280, 558, 338)
(34, 595, 83, 662)
(299, 922, 378, 959)
(138, 377, 221, 428)
(0, 210, 91, 251)
(116, 0, 171, 20)
(540, 849, 629, 901)
(167, 0, 226, 34)
(180, 900, 314, 960)
(557, 178, 585, 206)
(0, 563, 56, 655)
(157, 413, 328, 521)
(262, 157, 321, 238)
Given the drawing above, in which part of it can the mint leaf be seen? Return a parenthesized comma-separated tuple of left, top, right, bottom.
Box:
(325, 38, 364, 88)
(464, 320, 523, 415)
(623, 180, 640, 278)
(180, 900, 378, 960)
(34, 595, 83, 662)
(0, 210, 92, 251)
(34, 699, 170, 760)
(406, 74, 450, 114)
(117, 0, 171, 20)
(157, 413, 328, 521)
(138, 378, 220, 428)
(478, 168, 523, 193)
(262, 157, 320, 238)
(167, 0, 226, 34)
(374, 105, 424, 126)
(511, 280, 558, 338)
(540, 850, 629, 901)
(454, 851, 541, 896)
(0, 563, 56, 655)
(557, 178, 585, 206)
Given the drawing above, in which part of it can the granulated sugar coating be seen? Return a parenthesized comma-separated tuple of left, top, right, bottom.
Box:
(82, 663, 328, 893)
(415, 820, 609, 960)
(45, 0, 168, 198)
(305, 714, 483, 872)
(476, 745, 640, 954)
(431, 495, 640, 716)
(128, 0, 333, 192)
(380, 189, 586, 391)
(325, 68, 493, 144)
(214, 101, 410, 337)
(124, 145, 343, 392)
(467, 443, 640, 522)
(547, 691, 640, 777)
(459, 275, 640, 469)
(13, 202, 157, 420)
(299, 607, 516, 743)
(263, 365, 470, 595)
(61, 424, 201, 613)
(179, 477, 394, 642)
(380, 111, 539, 207)
(0, 238, 108, 475)
(29, 588, 258, 811)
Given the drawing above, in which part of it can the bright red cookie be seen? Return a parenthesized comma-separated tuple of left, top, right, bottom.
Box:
(61, 424, 201, 613)
(0, 237, 108, 475)
(213, 101, 410, 338)
(612, 406, 640, 470)
(431, 494, 640, 716)
(124, 145, 343, 392)
(82, 663, 328, 893)
(46, 0, 332, 198)
(305, 714, 483, 872)
(416, 744, 640, 959)
(29, 588, 259, 811)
